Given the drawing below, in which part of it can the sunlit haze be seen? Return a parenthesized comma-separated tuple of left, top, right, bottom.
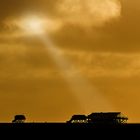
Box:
(21, 17, 46, 34)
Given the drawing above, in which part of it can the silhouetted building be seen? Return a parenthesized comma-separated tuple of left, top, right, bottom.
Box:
(67, 112, 128, 124)
(88, 112, 128, 124)
(67, 115, 88, 123)
(12, 115, 26, 123)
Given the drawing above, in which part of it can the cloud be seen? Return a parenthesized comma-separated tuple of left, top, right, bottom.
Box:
(55, 50, 140, 78)
(0, 45, 140, 80)
(1, 0, 140, 53)
(0, 0, 121, 35)
(57, 0, 121, 27)
(0, 0, 58, 19)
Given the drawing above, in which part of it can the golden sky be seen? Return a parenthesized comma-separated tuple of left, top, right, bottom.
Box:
(0, 0, 140, 122)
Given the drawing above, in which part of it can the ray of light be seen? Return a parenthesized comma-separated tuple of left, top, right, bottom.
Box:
(38, 33, 114, 114)
(21, 16, 114, 114)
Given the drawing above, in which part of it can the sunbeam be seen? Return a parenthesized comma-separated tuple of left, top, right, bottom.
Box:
(38, 33, 114, 114)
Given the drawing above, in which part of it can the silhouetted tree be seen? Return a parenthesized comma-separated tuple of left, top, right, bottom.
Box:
(12, 115, 26, 123)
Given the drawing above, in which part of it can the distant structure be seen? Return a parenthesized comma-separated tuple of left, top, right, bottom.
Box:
(88, 112, 128, 124)
(67, 115, 88, 123)
(67, 112, 128, 124)
(12, 115, 26, 123)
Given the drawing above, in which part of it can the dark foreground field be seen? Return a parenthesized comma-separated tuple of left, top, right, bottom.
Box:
(0, 123, 140, 138)
(1, 123, 140, 130)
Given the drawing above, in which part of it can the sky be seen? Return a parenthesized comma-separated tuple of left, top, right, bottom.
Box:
(0, 0, 140, 123)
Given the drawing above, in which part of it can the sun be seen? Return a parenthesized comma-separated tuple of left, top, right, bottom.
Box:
(14, 15, 62, 35)
(26, 19, 43, 33)
(21, 16, 46, 35)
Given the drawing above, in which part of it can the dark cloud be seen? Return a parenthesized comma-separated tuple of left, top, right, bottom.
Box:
(0, 0, 58, 19)
(0, 0, 60, 33)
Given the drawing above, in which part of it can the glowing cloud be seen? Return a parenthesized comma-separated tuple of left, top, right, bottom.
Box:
(1, 0, 121, 37)
(19, 16, 62, 34)
(57, 0, 121, 26)
(20, 17, 46, 34)
(4, 15, 61, 36)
